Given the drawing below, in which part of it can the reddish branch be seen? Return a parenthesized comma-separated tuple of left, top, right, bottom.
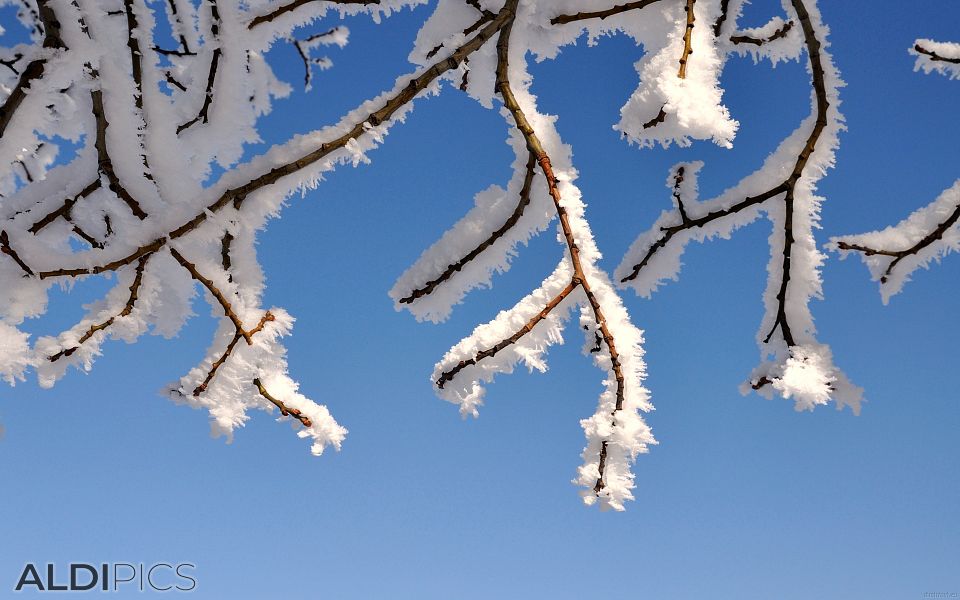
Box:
(622, 0, 831, 354)
(193, 312, 275, 395)
(247, 0, 379, 29)
(835, 203, 960, 284)
(254, 378, 312, 427)
(436, 3, 628, 495)
(48, 255, 150, 361)
(0, 0, 64, 138)
(38, 4, 516, 281)
(914, 42, 960, 64)
(168, 247, 258, 342)
(730, 20, 794, 47)
(398, 151, 537, 304)
(677, 0, 696, 78)
(550, 0, 664, 25)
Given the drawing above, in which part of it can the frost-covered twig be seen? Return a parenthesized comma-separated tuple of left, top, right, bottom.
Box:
(610, 0, 860, 412)
(832, 39, 960, 302)
(393, 0, 654, 510)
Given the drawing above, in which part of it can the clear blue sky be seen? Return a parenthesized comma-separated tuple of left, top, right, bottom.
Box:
(1, 1, 958, 598)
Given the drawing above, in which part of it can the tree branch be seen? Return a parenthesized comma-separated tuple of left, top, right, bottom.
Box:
(254, 377, 312, 427)
(914, 42, 960, 64)
(48, 255, 150, 361)
(398, 150, 537, 304)
(247, 0, 379, 30)
(621, 0, 831, 350)
(0, 0, 65, 138)
(835, 203, 960, 283)
(550, 0, 664, 26)
(730, 20, 794, 47)
(677, 0, 696, 79)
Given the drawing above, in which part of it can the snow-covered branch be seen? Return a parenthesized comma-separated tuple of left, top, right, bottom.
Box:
(595, 0, 861, 411)
(832, 39, 960, 302)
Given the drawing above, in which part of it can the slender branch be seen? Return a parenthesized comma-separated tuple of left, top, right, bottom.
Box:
(713, 0, 730, 37)
(28, 180, 101, 234)
(48, 255, 150, 361)
(426, 12, 495, 59)
(164, 0, 193, 54)
(247, 0, 379, 29)
(835, 202, 960, 283)
(221, 232, 234, 271)
(914, 42, 960, 64)
(672, 165, 690, 223)
(642, 105, 667, 129)
(39, 4, 515, 280)
(164, 71, 188, 92)
(620, 184, 788, 282)
(398, 151, 537, 304)
(436, 280, 578, 388)
(39, 238, 163, 278)
(0, 53, 23, 75)
(0, 0, 64, 138)
(496, 5, 627, 495)
(177, 48, 221, 133)
(0, 230, 34, 275)
(677, 0, 696, 79)
(193, 312, 275, 395)
(123, 0, 145, 110)
(169, 247, 253, 343)
(71, 224, 104, 249)
(253, 378, 312, 427)
(153, 46, 197, 57)
(91, 89, 148, 219)
(550, 0, 664, 25)
(730, 20, 794, 47)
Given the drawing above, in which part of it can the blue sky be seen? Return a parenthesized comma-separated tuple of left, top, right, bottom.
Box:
(1, 1, 958, 598)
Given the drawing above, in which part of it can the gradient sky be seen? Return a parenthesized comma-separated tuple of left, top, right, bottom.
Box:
(1, 1, 958, 598)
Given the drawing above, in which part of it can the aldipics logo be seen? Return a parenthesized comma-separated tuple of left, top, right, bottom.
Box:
(13, 563, 196, 593)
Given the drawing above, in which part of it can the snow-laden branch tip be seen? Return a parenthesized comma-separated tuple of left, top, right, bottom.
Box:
(832, 39, 960, 302)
